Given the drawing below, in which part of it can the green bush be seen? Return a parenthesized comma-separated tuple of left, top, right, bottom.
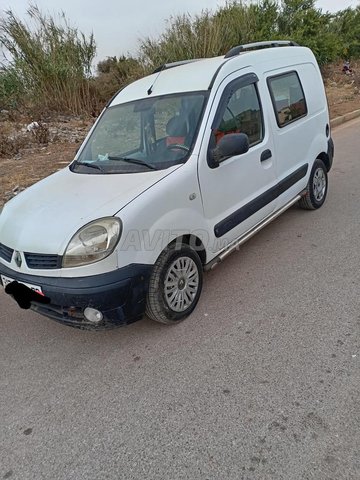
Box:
(0, 68, 23, 110)
(94, 55, 145, 103)
(277, 0, 342, 65)
(139, 0, 355, 70)
(1, 1, 360, 116)
(139, 11, 226, 69)
(0, 3, 96, 115)
(331, 7, 360, 58)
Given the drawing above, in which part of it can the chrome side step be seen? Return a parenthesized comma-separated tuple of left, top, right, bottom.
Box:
(204, 194, 303, 271)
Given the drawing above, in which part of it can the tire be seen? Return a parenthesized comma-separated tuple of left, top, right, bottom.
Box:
(299, 159, 328, 210)
(146, 242, 203, 324)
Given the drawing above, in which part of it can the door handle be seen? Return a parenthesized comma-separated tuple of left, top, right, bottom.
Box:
(260, 149, 272, 162)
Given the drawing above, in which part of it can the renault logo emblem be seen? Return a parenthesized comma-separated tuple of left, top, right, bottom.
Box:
(14, 251, 22, 268)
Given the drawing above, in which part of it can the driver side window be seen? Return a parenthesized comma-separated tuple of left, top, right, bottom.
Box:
(215, 83, 263, 147)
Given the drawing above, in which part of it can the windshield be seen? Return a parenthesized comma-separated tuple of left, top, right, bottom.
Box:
(72, 91, 208, 174)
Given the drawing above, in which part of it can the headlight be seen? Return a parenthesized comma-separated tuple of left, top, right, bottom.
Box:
(63, 217, 121, 268)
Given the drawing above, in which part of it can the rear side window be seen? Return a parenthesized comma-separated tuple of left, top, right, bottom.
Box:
(268, 71, 307, 127)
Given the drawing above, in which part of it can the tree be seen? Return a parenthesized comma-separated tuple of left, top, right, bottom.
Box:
(278, 0, 342, 64)
(331, 7, 360, 58)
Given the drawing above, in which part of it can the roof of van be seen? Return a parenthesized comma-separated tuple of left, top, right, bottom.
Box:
(110, 44, 314, 106)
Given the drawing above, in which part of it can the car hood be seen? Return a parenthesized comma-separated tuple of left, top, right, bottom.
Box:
(0, 166, 178, 254)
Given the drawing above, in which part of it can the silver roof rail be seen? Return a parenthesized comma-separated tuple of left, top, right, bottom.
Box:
(224, 40, 299, 59)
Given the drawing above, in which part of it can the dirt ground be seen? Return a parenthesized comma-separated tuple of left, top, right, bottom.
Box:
(324, 60, 360, 118)
(1, 62, 359, 208)
(0, 117, 93, 207)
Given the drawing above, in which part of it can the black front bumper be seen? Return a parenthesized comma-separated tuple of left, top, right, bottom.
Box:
(0, 262, 152, 330)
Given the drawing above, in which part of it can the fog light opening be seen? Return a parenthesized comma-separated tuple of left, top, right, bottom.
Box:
(84, 307, 103, 324)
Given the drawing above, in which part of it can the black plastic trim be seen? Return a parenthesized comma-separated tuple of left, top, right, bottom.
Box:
(0, 263, 153, 329)
(208, 60, 230, 90)
(0, 262, 150, 289)
(260, 149, 272, 162)
(214, 164, 308, 238)
(105, 87, 124, 108)
(24, 252, 62, 270)
(224, 41, 299, 58)
(0, 243, 13, 263)
(327, 137, 334, 171)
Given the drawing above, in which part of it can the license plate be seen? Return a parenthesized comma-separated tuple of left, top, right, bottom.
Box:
(1, 274, 44, 295)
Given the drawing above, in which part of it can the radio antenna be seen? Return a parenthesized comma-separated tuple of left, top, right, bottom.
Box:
(147, 63, 167, 95)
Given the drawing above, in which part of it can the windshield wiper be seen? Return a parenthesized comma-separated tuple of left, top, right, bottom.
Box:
(108, 156, 158, 170)
(73, 161, 104, 172)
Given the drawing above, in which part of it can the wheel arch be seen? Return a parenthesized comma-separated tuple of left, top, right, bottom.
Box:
(164, 234, 207, 266)
(317, 151, 331, 172)
(178, 234, 206, 265)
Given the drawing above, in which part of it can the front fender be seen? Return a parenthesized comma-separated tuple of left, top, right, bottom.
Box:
(115, 158, 212, 268)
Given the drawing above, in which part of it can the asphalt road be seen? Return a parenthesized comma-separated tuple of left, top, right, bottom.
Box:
(1, 119, 359, 480)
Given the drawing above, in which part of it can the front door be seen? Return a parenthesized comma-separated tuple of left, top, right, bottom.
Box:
(198, 71, 278, 253)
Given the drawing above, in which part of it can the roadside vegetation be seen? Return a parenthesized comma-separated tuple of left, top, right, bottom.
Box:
(1, 0, 360, 117)
(0, 4, 97, 115)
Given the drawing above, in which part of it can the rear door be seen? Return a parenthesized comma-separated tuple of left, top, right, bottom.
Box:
(198, 71, 278, 252)
(266, 67, 311, 203)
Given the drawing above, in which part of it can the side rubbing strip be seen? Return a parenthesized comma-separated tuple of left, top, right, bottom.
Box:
(214, 164, 308, 238)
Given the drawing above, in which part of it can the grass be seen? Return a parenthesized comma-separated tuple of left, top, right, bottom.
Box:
(0, 3, 96, 115)
(0, 1, 359, 116)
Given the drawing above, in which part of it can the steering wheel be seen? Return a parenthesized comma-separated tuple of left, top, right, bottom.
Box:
(166, 144, 190, 152)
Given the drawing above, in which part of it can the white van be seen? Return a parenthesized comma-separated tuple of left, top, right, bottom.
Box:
(0, 41, 334, 329)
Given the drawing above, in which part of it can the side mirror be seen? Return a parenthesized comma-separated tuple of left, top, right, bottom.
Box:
(209, 133, 249, 168)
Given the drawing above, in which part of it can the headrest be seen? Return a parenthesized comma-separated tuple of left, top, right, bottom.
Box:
(166, 116, 188, 137)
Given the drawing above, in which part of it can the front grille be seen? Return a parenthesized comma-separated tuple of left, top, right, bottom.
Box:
(0, 243, 14, 262)
(24, 252, 62, 270)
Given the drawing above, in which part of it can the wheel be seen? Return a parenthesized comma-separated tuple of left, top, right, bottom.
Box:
(299, 159, 328, 210)
(146, 243, 203, 324)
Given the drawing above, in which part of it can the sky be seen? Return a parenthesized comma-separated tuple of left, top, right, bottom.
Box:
(1, 0, 359, 64)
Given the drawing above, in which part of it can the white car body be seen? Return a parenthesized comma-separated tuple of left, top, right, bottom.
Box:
(0, 42, 333, 329)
